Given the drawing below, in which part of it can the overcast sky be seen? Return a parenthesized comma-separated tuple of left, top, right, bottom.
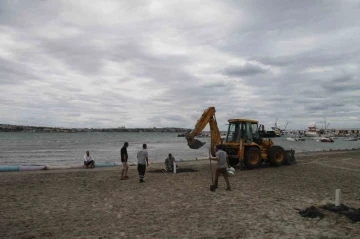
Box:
(1, 0, 359, 130)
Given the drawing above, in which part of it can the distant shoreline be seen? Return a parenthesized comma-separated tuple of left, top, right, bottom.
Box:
(0, 124, 192, 133)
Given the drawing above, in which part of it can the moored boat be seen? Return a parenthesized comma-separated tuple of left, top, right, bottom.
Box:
(319, 137, 334, 143)
(343, 137, 358, 141)
(286, 136, 305, 142)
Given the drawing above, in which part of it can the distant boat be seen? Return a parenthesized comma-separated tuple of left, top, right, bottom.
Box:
(343, 137, 358, 141)
(319, 137, 334, 143)
(177, 133, 187, 137)
(305, 124, 320, 137)
(312, 136, 323, 140)
(287, 136, 305, 142)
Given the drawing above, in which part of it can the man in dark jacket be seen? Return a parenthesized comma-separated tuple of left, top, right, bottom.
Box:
(120, 142, 129, 180)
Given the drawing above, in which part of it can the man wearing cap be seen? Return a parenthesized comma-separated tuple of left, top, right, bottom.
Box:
(120, 142, 129, 180)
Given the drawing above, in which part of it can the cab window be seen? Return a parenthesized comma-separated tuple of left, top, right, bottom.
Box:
(226, 123, 241, 143)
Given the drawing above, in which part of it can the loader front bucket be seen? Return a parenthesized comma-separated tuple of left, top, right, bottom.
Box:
(284, 149, 296, 165)
(187, 138, 206, 149)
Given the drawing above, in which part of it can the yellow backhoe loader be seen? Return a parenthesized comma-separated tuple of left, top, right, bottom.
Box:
(186, 107, 295, 169)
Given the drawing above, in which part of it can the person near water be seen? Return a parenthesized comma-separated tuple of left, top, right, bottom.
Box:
(164, 153, 177, 171)
(84, 151, 95, 168)
(120, 142, 129, 180)
(210, 145, 231, 191)
(137, 143, 149, 183)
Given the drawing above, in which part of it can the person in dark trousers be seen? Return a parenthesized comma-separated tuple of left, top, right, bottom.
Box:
(120, 142, 129, 180)
(137, 144, 149, 183)
(211, 145, 231, 191)
(84, 151, 95, 168)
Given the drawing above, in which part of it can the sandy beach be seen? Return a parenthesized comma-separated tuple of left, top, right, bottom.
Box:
(1, 150, 360, 239)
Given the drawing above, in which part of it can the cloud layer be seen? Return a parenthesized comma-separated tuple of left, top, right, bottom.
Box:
(1, 0, 359, 130)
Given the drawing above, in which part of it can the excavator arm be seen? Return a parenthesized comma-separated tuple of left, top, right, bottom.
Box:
(186, 107, 222, 156)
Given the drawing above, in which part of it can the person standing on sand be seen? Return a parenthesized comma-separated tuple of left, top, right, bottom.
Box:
(211, 145, 231, 191)
(137, 144, 149, 183)
(120, 142, 129, 180)
(84, 151, 95, 168)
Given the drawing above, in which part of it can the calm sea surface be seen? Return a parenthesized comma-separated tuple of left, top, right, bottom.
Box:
(0, 132, 359, 166)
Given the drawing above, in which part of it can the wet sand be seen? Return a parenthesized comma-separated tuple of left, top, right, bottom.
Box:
(1, 150, 360, 238)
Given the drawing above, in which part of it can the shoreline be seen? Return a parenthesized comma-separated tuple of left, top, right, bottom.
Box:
(1, 148, 359, 174)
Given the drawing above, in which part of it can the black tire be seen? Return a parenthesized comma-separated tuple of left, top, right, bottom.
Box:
(268, 146, 285, 167)
(244, 147, 261, 169)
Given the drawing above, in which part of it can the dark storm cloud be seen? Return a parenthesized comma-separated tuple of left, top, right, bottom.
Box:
(227, 109, 258, 117)
(66, 112, 81, 117)
(39, 37, 105, 75)
(0, 0, 62, 28)
(0, 58, 38, 84)
(148, 114, 186, 123)
(223, 63, 268, 77)
(228, 0, 359, 33)
(322, 74, 360, 93)
(252, 49, 360, 70)
(202, 82, 227, 88)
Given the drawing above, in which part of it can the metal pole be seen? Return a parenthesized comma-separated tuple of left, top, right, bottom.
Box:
(335, 189, 341, 206)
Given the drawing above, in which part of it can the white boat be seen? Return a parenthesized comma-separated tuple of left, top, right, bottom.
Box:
(286, 136, 305, 142)
(305, 123, 320, 137)
(312, 136, 323, 140)
(343, 137, 358, 141)
(318, 137, 334, 143)
(287, 137, 297, 141)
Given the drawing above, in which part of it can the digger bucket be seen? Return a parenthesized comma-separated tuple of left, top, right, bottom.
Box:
(187, 138, 206, 149)
(284, 149, 296, 165)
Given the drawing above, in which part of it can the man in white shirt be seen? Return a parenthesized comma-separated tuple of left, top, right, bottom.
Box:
(164, 153, 176, 171)
(84, 151, 95, 168)
(210, 145, 231, 191)
(137, 144, 149, 183)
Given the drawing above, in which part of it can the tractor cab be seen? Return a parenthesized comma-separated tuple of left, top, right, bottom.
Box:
(224, 119, 262, 145)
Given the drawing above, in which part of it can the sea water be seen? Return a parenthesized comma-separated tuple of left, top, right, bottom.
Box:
(0, 132, 359, 166)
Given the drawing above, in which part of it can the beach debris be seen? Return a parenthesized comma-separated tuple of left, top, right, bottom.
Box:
(335, 189, 341, 206)
(148, 168, 198, 173)
(298, 206, 324, 219)
(322, 204, 360, 223)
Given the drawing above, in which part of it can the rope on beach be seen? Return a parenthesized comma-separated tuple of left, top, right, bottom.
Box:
(148, 168, 198, 173)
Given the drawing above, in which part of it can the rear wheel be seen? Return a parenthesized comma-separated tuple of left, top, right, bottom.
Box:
(268, 146, 285, 166)
(244, 147, 261, 169)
